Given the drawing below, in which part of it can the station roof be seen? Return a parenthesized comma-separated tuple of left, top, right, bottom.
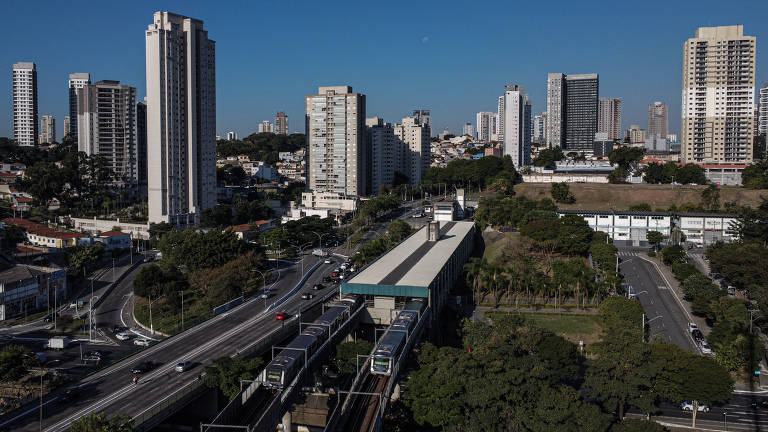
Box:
(343, 221, 474, 298)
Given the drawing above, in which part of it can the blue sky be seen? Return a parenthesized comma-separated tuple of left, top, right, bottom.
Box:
(2, 0, 768, 139)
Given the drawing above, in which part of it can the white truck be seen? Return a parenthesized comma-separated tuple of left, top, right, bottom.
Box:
(47, 337, 70, 350)
(312, 249, 328, 257)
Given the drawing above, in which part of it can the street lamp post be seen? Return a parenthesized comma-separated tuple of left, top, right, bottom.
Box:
(252, 269, 267, 309)
(179, 290, 185, 332)
(148, 289, 164, 335)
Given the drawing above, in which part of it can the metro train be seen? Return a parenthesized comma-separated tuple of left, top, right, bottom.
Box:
(370, 300, 426, 376)
(262, 295, 362, 390)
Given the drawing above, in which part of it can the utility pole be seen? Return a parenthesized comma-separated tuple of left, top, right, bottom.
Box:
(642, 313, 645, 342)
(180, 290, 184, 332)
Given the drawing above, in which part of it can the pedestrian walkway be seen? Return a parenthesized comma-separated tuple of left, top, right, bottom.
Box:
(617, 250, 638, 257)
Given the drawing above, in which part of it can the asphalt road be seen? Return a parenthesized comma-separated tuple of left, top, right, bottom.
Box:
(617, 248, 697, 351)
(0, 252, 347, 432)
(628, 393, 768, 431)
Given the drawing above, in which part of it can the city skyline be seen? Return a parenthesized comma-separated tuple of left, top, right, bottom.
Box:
(2, 0, 768, 140)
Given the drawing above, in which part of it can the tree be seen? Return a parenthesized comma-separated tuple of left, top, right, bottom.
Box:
(608, 167, 629, 184)
(334, 340, 374, 374)
(204, 356, 264, 401)
(67, 244, 105, 275)
(532, 146, 564, 168)
(69, 412, 132, 432)
(676, 163, 707, 185)
(0, 345, 35, 382)
(609, 146, 644, 170)
(700, 184, 720, 211)
(19, 161, 64, 206)
(157, 228, 251, 271)
(660, 245, 685, 266)
(551, 182, 575, 203)
(680, 273, 723, 316)
(742, 160, 768, 189)
(646, 231, 664, 252)
(387, 219, 412, 243)
(629, 203, 652, 211)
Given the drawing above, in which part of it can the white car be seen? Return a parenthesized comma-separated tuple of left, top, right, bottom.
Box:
(687, 322, 698, 333)
(175, 361, 192, 372)
(699, 341, 713, 355)
(680, 401, 709, 412)
(324, 259, 332, 264)
(116, 332, 132, 341)
(134, 338, 151, 347)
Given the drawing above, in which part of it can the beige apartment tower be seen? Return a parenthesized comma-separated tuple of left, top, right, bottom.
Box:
(305, 86, 367, 196)
(648, 102, 668, 139)
(598, 98, 622, 140)
(145, 12, 217, 225)
(681, 25, 756, 164)
(12, 62, 38, 146)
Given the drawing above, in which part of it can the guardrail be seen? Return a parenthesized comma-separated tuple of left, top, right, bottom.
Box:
(132, 373, 209, 431)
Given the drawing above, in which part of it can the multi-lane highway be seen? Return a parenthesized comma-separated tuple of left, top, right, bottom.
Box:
(0, 251, 348, 432)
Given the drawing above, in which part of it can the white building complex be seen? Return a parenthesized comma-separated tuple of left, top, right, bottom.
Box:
(681, 25, 756, 165)
(476, 111, 498, 142)
(258, 121, 273, 133)
(394, 115, 430, 187)
(40, 115, 55, 144)
(306, 86, 366, 196)
(499, 84, 531, 168)
(12, 62, 38, 146)
(558, 209, 738, 247)
(367, 117, 397, 194)
(145, 11, 217, 225)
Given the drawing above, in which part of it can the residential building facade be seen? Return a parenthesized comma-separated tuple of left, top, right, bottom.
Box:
(546, 73, 565, 148)
(12, 62, 38, 146)
(366, 117, 398, 194)
(306, 86, 367, 196)
(63, 115, 71, 137)
(681, 25, 756, 165)
(275, 111, 288, 135)
(648, 101, 668, 139)
(40, 115, 55, 144)
(598, 97, 622, 140)
(759, 83, 768, 136)
(564, 73, 599, 154)
(145, 12, 217, 225)
(77, 80, 140, 195)
(533, 112, 547, 144)
(68, 73, 91, 139)
(500, 84, 531, 168)
(258, 121, 273, 133)
(394, 115, 430, 187)
(462, 123, 474, 137)
(476, 111, 497, 142)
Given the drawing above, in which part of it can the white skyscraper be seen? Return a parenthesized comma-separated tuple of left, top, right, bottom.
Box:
(500, 84, 532, 168)
(681, 25, 756, 164)
(258, 121, 273, 133)
(546, 73, 564, 148)
(476, 111, 497, 141)
(68, 73, 91, 139)
(497, 96, 505, 144)
(145, 11, 217, 225)
(463, 122, 475, 137)
(226, 131, 237, 140)
(40, 115, 55, 144)
(759, 84, 768, 136)
(598, 98, 622, 140)
(306, 86, 367, 196)
(12, 62, 38, 146)
(394, 115, 430, 187)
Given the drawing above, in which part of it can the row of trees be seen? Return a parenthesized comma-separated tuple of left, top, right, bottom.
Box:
(200, 195, 272, 228)
(472, 195, 557, 230)
(352, 220, 412, 267)
(401, 301, 731, 431)
(261, 216, 337, 254)
(642, 162, 708, 185)
(742, 159, 768, 189)
(421, 156, 517, 195)
(607, 146, 645, 183)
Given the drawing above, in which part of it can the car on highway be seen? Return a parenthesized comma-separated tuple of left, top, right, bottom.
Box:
(301, 293, 315, 300)
(687, 322, 698, 333)
(680, 401, 709, 412)
(330, 272, 340, 278)
(59, 388, 80, 403)
(312, 283, 325, 290)
(134, 338, 151, 347)
(131, 361, 156, 374)
(691, 329, 704, 342)
(699, 341, 713, 354)
(751, 399, 768, 409)
(412, 213, 425, 218)
(175, 361, 192, 372)
(85, 350, 103, 358)
(116, 332, 132, 341)
(260, 290, 271, 299)
(69, 300, 85, 309)
(82, 355, 101, 362)
(275, 312, 287, 320)
(112, 325, 126, 333)
(324, 259, 332, 264)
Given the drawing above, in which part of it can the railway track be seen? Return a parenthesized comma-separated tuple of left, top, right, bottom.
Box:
(340, 372, 386, 432)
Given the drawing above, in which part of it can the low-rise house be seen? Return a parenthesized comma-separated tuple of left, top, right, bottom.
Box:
(95, 230, 131, 251)
(0, 256, 67, 321)
(2, 218, 88, 249)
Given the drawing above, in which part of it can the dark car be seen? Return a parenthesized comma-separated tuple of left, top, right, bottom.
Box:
(323, 276, 332, 283)
(312, 283, 325, 290)
(59, 388, 80, 403)
(130, 361, 156, 374)
(301, 293, 315, 300)
(112, 325, 126, 333)
(85, 350, 103, 358)
(691, 329, 704, 342)
(43, 314, 53, 323)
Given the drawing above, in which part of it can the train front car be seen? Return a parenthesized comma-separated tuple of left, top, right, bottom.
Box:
(370, 331, 406, 376)
(261, 334, 318, 390)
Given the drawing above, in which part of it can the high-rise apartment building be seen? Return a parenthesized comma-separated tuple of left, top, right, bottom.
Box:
(394, 115, 430, 187)
(533, 112, 547, 144)
(146, 11, 217, 225)
(63, 116, 71, 137)
(564, 74, 599, 154)
(68, 73, 91, 139)
(226, 131, 237, 140)
(412, 110, 431, 130)
(500, 84, 532, 168)
(497, 96, 505, 144)
(546, 73, 565, 148)
(366, 117, 398, 194)
(648, 102, 668, 139)
(78, 80, 139, 194)
(626, 125, 645, 144)
(40, 115, 55, 144)
(137, 101, 148, 197)
(598, 98, 622, 140)
(306, 86, 367, 196)
(547, 73, 599, 153)
(12, 62, 38, 146)
(476, 111, 498, 142)
(258, 121, 273, 133)
(463, 123, 474, 137)
(758, 84, 768, 136)
(682, 25, 756, 164)
(275, 112, 288, 135)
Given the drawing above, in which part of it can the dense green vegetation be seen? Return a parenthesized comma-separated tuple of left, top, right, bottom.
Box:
(352, 219, 413, 267)
(0, 345, 35, 382)
(205, 356, 264, 401)
(200, 195, 272, 228)
(642, 162, 708, 185)
(69, 413, 132, 432)
(741, 159, 768, 189)
(472, 195, 557, 230)
(421, 156, 517, 194)
(551, 182, 575, 203)
(216, 133, 305, 165)
(532, 146, 564, 168)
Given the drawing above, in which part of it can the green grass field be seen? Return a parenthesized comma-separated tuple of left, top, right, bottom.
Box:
(485, 311, 603, 345)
